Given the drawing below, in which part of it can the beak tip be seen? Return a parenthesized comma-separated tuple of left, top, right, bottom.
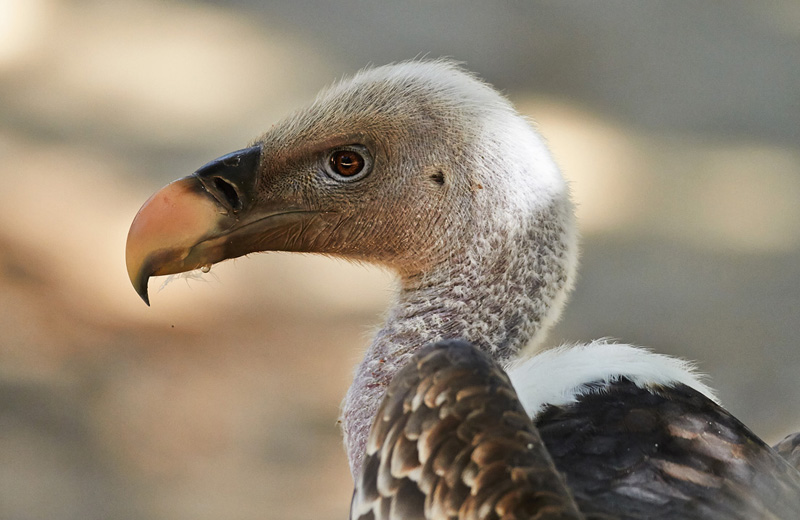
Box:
(132, 272, 151, 306)
(128, 257, 152, 306)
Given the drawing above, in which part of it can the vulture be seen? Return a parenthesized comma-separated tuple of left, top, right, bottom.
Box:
(126, 60, 800, 519)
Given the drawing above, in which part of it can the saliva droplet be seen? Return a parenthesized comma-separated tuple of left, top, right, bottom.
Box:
(200, 264, 212, 273)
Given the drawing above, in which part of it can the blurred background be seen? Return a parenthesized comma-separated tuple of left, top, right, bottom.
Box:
(1, 1, 799, 518)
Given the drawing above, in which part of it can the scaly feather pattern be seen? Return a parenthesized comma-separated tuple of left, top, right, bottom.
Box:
(351, 340, 584, 520)
(535, 379, 800, 519)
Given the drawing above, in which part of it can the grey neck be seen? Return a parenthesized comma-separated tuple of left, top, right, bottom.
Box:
(341, 200, 576, 478)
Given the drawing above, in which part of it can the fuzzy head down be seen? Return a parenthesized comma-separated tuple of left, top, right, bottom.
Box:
(250, 60, 576, 282)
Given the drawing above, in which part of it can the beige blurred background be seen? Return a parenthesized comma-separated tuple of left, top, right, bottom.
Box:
(1, 1, 799, 518)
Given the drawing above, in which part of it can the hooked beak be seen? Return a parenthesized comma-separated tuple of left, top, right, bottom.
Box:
(126, 145, 322, 305)
(125, 174, 222, 305)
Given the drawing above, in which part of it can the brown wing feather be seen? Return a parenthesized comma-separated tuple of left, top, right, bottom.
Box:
(773, 431, 800, 471)
(351, 340, 584, 520)
(536, 379, 800, 519)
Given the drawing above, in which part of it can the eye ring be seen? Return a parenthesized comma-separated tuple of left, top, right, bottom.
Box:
(324, 145, 373, 182)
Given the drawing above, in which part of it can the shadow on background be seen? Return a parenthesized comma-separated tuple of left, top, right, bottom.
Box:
(1, 1, 799, 519)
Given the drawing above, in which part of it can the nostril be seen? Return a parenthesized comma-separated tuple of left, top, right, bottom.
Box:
(214, 177, 242, 211)
(222, 156, 241, 167)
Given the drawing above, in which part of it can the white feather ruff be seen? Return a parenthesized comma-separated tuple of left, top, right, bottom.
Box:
(507, 339, 719, 418)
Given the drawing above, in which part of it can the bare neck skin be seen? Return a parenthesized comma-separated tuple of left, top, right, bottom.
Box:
(341, 200, 576, 477)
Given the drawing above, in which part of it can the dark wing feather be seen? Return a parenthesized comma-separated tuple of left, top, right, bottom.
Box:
(536, 379, 800, 520)
(351, 340, 584, 520)
(773, 431, 800, 471)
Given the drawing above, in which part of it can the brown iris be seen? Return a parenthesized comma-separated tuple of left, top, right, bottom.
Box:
(330, 150, 365, 177)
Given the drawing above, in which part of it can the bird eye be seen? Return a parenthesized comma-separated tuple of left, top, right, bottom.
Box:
(331, 150, 363, 176)
(324, 145, 372, 181)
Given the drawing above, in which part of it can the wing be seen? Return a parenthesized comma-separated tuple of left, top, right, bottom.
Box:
(351, 339, 584, 520)
(773, 431, 800, 471)
(535, 378, 800, 520)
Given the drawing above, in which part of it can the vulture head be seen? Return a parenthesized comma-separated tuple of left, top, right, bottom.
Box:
(127, 60, 576, 315)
